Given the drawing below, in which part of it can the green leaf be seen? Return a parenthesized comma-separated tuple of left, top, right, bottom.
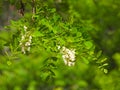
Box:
(77, 32, 82, 37)
(51, 8, 56, 13)
(7, 61, 12, 66)
(96, 50, 102, 58)
(32, 31, 44, 37)
(113, 53, 120, 61)
(84, 41, 93, 49)
(102, 63, 108, 67)
(53, 14, 60, 22)
(101, 58, 107, 63)
(103, 69, 108, 74)
(82, 57, 89, 64)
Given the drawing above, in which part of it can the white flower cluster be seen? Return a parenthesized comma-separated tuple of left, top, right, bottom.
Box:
(19, 26, 32, 54)
(59, 46, 76, 66)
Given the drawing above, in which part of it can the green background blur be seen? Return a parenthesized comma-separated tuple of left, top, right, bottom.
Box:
(0, 0, 120, 90)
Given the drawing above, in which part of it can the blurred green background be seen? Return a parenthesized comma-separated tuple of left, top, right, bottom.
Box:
(0, 0, 120, 90)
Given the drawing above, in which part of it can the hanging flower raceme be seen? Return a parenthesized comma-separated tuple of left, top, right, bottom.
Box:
(58, 46, 76, 66)
(19, 26, 32, 54)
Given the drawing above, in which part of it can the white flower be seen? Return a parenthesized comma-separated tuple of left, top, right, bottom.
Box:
(25, 42, 31, 46)
(29, 36, 32, 40)
(57, 46, 61, 50)
(60, 46, 76, 66)
(21, 46, 26, 54)
(68, 61, 75, 66)
(19, 26, 32, 54)
(28, 36, 32, 43)
(21, 35, 25, 40)
(24, 25, 27, 32)
(27, 47, 30, 51)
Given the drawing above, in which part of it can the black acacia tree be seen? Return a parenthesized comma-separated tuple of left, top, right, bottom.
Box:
(0, 0, 110, 90)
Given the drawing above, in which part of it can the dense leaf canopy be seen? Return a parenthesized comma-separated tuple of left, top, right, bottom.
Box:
(0, 0, 120, 90)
